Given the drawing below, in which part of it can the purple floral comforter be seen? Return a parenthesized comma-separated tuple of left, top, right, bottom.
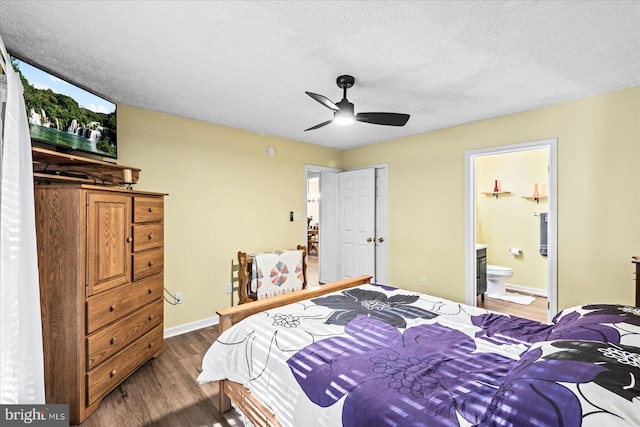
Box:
(198, 284, 640, 427)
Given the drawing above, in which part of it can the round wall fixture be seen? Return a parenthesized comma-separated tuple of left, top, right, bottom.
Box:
(266, 146, 276, 156)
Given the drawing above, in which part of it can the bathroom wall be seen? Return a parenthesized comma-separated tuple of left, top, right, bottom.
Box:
(476, 149, 549, 293)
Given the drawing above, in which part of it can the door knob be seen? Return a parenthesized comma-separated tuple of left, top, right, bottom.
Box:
(367, 237, 373, 243)
(378, 237, 384, 243)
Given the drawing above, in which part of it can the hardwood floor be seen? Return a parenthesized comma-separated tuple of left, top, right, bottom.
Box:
(307, 254, 319, 287)
(477, 292, 549, 323)
(82, 326, 242, 427)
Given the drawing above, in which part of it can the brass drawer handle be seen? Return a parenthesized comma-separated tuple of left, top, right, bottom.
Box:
(127, 237, 133, 243)
(148, 261, 153, 267)
(148, 233, 153, 239)
(110, 369, 117, 378)
(110, 337, 116, 345)
(148, 207, 153, 212)
(148, 342, 154, 349)
(148, 315, 153, 322)
(109, 305, 116, 312)
(148, 288, 153, 294)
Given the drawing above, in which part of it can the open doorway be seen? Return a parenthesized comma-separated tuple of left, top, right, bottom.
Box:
(306, 172, 320, 286)
(465, 138, 557, 323)
(305, 165, 341, 287)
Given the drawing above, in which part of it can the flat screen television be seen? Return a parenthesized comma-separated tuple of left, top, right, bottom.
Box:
(10, 54, 117, 159)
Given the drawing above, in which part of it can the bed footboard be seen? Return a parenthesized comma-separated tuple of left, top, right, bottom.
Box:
(222, 380, 281, 427)
(215, 274, 372, 422)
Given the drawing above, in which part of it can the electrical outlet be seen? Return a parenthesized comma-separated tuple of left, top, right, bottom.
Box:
(226, 283, 232, 294)
(175, 292, 183, 304)
(420, 277, 427, 287)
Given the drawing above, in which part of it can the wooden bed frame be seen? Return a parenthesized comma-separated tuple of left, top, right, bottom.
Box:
(236, 245, 308, 304)
(215, 274, 373, 427)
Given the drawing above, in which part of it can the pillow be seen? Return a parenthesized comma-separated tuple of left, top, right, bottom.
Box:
(480, 340, 640, 426)
(550, 304, 640, 348)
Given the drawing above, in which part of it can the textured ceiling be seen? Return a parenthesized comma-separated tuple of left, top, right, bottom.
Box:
(1, 1, 639, 149)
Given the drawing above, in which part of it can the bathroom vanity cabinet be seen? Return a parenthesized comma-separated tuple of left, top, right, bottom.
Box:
(477, 247, 487, 301)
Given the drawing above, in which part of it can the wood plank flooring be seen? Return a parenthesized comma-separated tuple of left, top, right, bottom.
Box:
(82, 326, 242, 427)
(477, 292, 549, 323)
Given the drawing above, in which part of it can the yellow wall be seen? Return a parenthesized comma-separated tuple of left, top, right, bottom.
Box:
(117, 105, 343, 329)
(118, 87, 639, 329)
(476, 149, 549, 292)
(344, 87, 640, 310)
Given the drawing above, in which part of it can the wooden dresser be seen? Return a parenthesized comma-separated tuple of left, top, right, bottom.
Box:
(34, 184, 166, 424)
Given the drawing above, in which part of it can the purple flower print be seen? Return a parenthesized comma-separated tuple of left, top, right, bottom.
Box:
(287, 315, 517, 427)
(472, 313, 553, 346)
(311, 288, 437, 328)
(544, 340, 640, 402)
(370, 283, 398, 292)
(472, 303, 640, 347)
(481, 340, 640, 427)
(550, 304, 640, 343)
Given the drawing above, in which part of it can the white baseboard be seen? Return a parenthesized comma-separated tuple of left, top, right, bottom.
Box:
(505, 283, 548, 298)
(163, 315, 219, 338)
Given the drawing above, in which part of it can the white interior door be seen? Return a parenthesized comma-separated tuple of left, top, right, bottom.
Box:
(339, 168, 376, 280)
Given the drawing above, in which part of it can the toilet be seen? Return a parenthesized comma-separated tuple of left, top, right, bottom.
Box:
(486, 265, 513, 296)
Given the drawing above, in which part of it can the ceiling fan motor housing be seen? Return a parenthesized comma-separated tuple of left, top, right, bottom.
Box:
(336, 75, 355, 89)
(336, 99, 354, 116)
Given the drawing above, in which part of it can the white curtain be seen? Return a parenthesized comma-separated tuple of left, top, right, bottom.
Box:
(0, 35, 45, 404)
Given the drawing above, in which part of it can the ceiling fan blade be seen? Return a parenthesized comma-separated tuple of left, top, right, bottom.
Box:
(304, 119, 333, 131)
(306, 92, 340, 112)
(356, 112, 410, 126)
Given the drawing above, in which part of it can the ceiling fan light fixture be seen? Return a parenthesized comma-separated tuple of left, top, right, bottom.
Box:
(334, 99, 355, 125)
(334, 111, 355, 125)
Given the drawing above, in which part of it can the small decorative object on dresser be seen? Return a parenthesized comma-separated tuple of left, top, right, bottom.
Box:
(34, 184, 167, 424)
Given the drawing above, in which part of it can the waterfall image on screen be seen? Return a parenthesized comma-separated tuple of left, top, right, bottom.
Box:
(11, 55, 117, 159)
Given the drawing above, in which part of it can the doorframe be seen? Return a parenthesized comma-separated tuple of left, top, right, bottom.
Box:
(304, 165, 342, 283)
(464, 138, 558, 322)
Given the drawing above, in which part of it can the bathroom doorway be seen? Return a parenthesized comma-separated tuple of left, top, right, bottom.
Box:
(465, 139, 557, 322)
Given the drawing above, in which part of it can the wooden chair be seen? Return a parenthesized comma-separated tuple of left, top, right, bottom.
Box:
(307, 225, 318, 255)
(237, 245, 307, 304)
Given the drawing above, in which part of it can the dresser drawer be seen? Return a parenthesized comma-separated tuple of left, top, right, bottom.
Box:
(87, 300, 163, 370)
(133, 223, 163, 252)
(86, 274, 163, 334)
(132, 248, 164, 281)
(86, 326, 163, 405)
(133, 197, 163, 223)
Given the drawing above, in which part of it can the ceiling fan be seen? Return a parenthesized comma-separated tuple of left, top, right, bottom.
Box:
(304, 75, 410, 131)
